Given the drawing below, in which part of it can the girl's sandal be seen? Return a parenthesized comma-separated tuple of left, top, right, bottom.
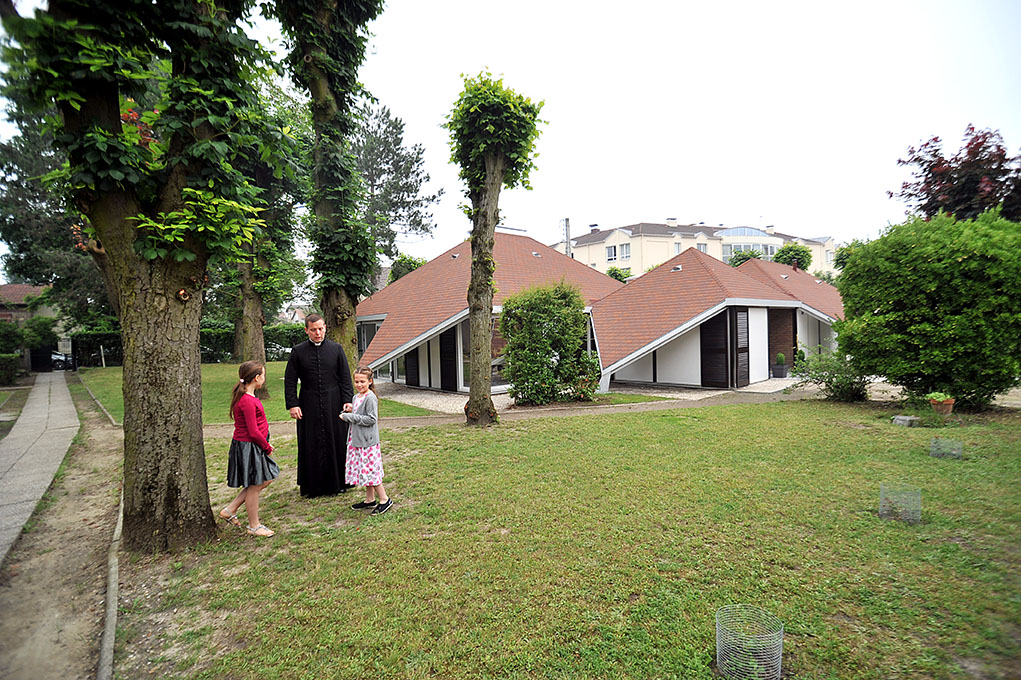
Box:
(218, 509, 242, 528)
(247, 525, 274, 538)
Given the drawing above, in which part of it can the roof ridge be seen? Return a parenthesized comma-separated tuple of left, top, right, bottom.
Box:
(692, 249, 730, 295)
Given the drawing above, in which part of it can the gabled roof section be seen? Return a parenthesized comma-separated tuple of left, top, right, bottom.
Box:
(357, 233, 624, 366)
(0, 284, 47, 306)
(737, 258, 844, 320)
(591, 248, 797, 370)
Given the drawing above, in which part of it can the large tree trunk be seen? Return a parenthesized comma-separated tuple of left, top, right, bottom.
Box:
(237, 251, 268, 399)
(88, 197, 216, 552)
(322, 287, 359, 374)
(464, 154, 507, 426)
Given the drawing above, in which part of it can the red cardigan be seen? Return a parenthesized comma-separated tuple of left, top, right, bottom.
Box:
(233, 393, 271, 451)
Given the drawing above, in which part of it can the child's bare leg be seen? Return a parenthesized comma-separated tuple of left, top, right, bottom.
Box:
(244, 480, 272, 528)
(372, 483, 388, 504)
(222, 488, 246, 517)
(364, 486, 376, 503)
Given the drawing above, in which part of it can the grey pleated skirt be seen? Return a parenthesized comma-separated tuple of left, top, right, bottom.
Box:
(226, 439, 280, 488)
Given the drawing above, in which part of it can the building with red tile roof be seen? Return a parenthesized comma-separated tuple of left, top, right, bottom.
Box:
(356, 233, 623, 392)
(591, 248, 842, 391)
(0, 284, 48, 323)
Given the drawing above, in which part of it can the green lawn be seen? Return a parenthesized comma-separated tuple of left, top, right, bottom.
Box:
(78, 362, 435, 424)
(116, 401, 1020, 679)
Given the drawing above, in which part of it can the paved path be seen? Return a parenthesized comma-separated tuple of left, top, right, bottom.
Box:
(0, 372, 80, 565)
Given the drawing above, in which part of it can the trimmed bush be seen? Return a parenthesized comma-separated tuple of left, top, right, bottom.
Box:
(836, 209, 1021, 408)
(499, 282, 601, 405)
(0, 321, 22, 354)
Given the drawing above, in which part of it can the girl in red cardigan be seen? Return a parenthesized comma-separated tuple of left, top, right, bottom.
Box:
(219, 361, 279, 537)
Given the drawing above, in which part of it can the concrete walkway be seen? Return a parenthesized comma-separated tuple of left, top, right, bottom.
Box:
(0, 372, 80, 566)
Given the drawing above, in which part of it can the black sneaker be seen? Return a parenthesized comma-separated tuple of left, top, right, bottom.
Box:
(351, 500, 377, 510)
(371, 498, 393, 515)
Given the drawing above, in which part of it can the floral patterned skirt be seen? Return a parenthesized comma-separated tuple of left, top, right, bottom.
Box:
(345, 439, 383, 487)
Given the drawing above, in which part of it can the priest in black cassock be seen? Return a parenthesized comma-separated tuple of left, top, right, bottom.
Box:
(284, 313, 355, 498)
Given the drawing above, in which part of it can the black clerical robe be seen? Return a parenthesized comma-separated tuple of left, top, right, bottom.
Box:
(284, 339, 354, 497)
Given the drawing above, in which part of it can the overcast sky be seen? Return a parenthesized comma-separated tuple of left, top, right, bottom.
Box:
(3, 0, 1020, 270)
(351, 0, 1021, 260)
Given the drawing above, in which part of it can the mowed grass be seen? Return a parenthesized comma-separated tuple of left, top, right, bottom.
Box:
(118, 401, 1020, 679)
(78, 362, 434, 424)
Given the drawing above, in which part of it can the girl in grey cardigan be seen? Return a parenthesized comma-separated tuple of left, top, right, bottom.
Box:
(341, 367, 392, 515)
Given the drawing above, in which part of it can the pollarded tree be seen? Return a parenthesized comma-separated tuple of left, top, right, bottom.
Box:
(271, 0, 384, 372)
(445, 72, 544, 426)
(352, 102, 443, 263)
(728, 250, 761, 267)
(772, 243, 812, 270)
(890, 125, 1021, 222)
(836, 209, 1021, 408)
(1, 0, 272, 551)
(605, 266, 631, 282)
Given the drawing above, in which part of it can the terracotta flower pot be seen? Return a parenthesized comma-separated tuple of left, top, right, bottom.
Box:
(930, 398, 955, 415)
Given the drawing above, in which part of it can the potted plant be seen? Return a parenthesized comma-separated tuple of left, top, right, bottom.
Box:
(773, 352, 788, 378)
(926, 391, 955, 415)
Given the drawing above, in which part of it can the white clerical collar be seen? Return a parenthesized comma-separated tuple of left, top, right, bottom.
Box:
(313, 341, 323, 346)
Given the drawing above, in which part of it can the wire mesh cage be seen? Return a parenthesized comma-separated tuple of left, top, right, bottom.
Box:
(930, 438, 963, 459)
(879, 483, 922, 524)
(716, 604, 784, 680)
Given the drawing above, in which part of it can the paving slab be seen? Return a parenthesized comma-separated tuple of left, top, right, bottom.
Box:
(0, 372, 80, 566)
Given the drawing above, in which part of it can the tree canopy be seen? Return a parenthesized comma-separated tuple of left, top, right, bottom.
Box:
(386, 252, 426, 284)
(728, 250, 761, 267)
(890, 125, 1021, 222)
(772, 243, 812, 270)
(352, 102, 442, 262)
(836, 209, 1021, 408)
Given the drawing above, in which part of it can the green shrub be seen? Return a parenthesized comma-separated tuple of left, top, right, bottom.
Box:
(0, 353, 20, 385)
(263, 323, 306, 350)
(0, 321, 22, 354)
(22, 316, 58, 349)
(499, 282, 601, 405)
(790, 350, 869, 401)
(606, 266, 631, 282)
(836, 209, 1021, 409)
(773, 243, 813, 269)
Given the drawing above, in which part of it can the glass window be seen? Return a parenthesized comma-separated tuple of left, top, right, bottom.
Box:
(395, 355, 406, 382)
(826, 250, 834, 263)
(620, 243, 630, 260)
(697, 243, 707, 253)
(356, 323, 377, 355)
(675, 242, 681, 254)
(461, 320, 470, 389)
(605, 245, 616, 262)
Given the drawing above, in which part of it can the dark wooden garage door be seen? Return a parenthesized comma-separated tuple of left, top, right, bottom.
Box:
(700, 311, 729, 388)
(405, 348, 419, 387)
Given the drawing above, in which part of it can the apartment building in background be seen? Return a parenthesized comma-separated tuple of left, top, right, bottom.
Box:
(551, 219, 839, 278)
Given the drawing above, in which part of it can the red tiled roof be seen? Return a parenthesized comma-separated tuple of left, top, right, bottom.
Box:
(591, 248, 798, 369)
(357, 233, 623, 366)
(737, 258, 844, 320)
(0, 283, 48, 306)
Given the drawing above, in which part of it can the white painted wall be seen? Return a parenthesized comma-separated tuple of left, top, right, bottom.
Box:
(428, 337, 441, 387)
(749, 307, 769, 383)
(797, 311, 836, 353)
(657, 327, 701, 385)
(614, 352, 653, 381)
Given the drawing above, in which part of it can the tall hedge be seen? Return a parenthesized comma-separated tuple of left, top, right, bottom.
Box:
(72, 323, 308, 367)
(836, 209, 1021, 408)
(499, 282, 601, 405)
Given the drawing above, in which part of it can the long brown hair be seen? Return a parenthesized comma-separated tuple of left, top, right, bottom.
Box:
(230, 360, 264, 419)
(353, 366, 377, 396)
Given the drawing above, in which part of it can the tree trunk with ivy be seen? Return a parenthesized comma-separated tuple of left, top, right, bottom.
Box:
(274, 0, 382, 377)
(237, 248, 269, 399)
(464, 154, 506, 426)
(2, 0, 271, 551)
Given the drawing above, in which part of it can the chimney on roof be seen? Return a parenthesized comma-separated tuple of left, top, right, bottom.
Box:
(792, 259, 799, 271)
(765, 225, 775, 234)
(589, 224, 599, 233)
(666, 217, 678, 227)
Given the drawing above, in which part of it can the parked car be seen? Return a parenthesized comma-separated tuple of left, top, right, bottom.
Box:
(265, 342, 292, 362)
(51, 350, 75, 371)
